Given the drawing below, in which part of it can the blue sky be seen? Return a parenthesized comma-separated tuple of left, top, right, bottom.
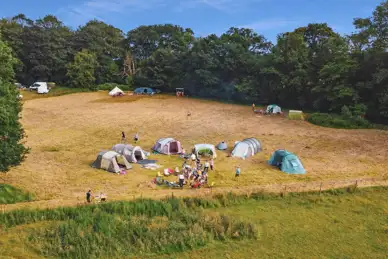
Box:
(0, 0, 383, 42)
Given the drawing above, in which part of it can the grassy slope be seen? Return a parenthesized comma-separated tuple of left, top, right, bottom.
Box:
(159, 187, 388, 259)
(0, 187, 387, 258)
(0, 184, 34, 204)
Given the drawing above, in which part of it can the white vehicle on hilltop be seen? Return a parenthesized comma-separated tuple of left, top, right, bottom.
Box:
(29, 82, 49, 94)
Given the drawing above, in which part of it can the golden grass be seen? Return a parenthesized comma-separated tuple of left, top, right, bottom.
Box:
(6, 92, 388, 208)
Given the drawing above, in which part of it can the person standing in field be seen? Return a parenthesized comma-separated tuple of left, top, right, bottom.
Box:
(134, 132, 139, 143)
(210, 159, 214, 171)
(204, 160, 210, 173)
(252, 103, 255, 112)
(86, 190, 92, 203)
(178, 173, 185, 188)
(121, 132, 126, 143)
(235, 166, 241, 178)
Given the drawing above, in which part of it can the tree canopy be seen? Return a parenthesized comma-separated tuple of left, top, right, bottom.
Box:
(0, 36, 28, 173)
(2, 1, 388, 123)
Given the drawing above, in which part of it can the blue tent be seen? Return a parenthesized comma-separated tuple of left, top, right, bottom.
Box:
(134, 87, 155, 95)
(268, 149, 305, 174)
(216, 141, 228, 150)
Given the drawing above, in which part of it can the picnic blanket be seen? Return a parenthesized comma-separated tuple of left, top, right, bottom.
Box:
(142, 163, 162, 170)
(137, 159, 157, 165)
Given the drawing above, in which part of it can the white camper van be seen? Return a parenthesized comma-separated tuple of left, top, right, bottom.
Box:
(29, 82, 49, 94)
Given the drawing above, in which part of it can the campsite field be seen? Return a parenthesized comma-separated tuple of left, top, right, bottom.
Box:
(4, 92, 388, 209)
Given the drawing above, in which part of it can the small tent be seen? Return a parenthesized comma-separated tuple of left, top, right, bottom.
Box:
(268, 149, 305, 174)
(232, 138, 262, 159)
(112, 144, 148, 163)
(152, 138, 183, 155)
(109, 87, 124, 96)
(216, 141, 228, 150)
(288, 110, 304, 120)
(266, 104, 281, 114)
(91, 151, 132, 173)
(193, 144, 217, 159)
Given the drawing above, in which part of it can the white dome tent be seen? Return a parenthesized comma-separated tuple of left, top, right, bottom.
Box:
(109, 87, 124, 96)
(231, 138, 262, 160)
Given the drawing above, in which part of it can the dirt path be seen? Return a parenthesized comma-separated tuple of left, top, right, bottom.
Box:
(2, 177, 387, 213)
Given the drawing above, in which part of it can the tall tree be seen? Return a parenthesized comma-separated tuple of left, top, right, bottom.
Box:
(67, 50, 97, 90)
(74, 20, 125, 84)
(0, 37, 28, 173)
(20, 15, 73, 84)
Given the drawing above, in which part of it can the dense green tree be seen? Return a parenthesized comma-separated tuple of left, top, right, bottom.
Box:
(67, 50, 98, 90)
(0, 37, 28, 173)
(74, 20, 125, 84)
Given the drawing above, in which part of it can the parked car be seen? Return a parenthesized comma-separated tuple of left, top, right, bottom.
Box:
(14, 83, 26, 89)
(29, 82, 49, 94)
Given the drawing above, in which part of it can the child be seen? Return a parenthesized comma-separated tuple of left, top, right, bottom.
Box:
(204, 161, 210, 173)
(235, 166, 241, 177)
(178, 173, 185, 188)
(134, 132, 139, 143)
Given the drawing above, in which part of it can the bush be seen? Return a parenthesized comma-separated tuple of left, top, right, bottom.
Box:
(97, 83, 131, 91)
(0, 184, 34, 204)
(307, 112, 373, 129)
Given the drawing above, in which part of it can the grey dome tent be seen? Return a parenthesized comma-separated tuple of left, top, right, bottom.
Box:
(112, 144, 148, 163)
(92, 151, 132, 173)
(231, 138, 262, 159)
(216, 141, 228, 150)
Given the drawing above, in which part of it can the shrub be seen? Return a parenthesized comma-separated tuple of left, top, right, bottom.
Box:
(0, 184, 34, 204)
(307, 112, 373, 129)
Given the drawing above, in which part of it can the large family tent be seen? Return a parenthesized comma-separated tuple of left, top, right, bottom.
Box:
(216, 141, 228, 150)
(112, 144, 148, 163)
(266, 104, 282, 114)
(92, 151, 132, 173)
(193, 144, 217, 158)
(134, 87, 155, 95)
(109, 87, 124, 96)
(152, 138, 183, 155)
(268, 150, 306, 174)
(232, 138, 262, 159)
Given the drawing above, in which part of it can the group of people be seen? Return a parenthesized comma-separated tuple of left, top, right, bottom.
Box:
(171, 153, 215, 188)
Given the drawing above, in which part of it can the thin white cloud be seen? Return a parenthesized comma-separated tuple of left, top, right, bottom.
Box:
(239, 19, 299, 31)
(175, 0, 263, 13)
(57, 0, 165, 27)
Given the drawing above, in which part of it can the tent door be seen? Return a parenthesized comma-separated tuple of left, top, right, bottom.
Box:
(169, 142, 178, 153)
(134, 150, 143, 160)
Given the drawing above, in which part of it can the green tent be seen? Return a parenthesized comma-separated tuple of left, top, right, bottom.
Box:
(268, 150, 305, 174)
(266, 104, 282, 114)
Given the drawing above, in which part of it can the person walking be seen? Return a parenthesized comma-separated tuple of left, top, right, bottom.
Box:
(134, 132, 139, 143)
(210, 159, 214, 171)
(86, 190, 92, 203)
(121, 132, 126, 143)
(235, 166, 241, 178)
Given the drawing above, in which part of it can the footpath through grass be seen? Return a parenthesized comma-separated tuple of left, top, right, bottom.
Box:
(0, 184, 34, 204)
(0, 187, 387, 258)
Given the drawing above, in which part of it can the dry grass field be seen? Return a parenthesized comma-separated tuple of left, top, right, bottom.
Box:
(4, 91, 388, 209)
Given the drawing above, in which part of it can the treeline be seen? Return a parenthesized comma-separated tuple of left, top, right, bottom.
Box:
(1, 1, 388, 123)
